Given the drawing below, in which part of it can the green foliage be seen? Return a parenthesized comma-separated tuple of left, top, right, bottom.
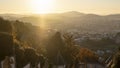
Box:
(0, 33, 14, 61)
(62, 33, 79, 63)
(81, 37, 116, 49)
(24, 48, 39, 67)
(14, 41, 25, 68)
(112, 47, 120, 68)
(13, 20, 30, 40)
(0, 17, 12, 34)
(0, 17, 102, 67)
(14, 41, 42, 68)
(0, 18, 45, 67)
(46, 32, 65, 64)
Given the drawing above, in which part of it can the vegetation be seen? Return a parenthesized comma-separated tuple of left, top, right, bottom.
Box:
(80, 37, 117, 49)
(112, 47, 120, 68)
(0, 32, 14, 67)
(0, 17, 12, 34)
(0, 17, 118, 68)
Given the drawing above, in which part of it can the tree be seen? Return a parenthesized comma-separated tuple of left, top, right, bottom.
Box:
(14, 40, 40, 68)
(77, 48, 98, 62)
(0, 17, 12, 34)
(112, 47, 120, 68)
(0, 33, 14, 68)
(14, 41, 25, 68)
(62, 33, 80, 68)
(24, 48, 39, 68)
(38, 55, 46, 68)
(46, 32, 65, 66)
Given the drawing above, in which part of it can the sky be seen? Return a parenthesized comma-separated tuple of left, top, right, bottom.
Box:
(0, 0, 120, 15)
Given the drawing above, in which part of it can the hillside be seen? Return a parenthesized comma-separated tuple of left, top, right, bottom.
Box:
(1, 11, 120, 33)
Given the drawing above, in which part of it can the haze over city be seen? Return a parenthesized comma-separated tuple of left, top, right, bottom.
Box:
(0, 0, 120, 15)
(1, 0, 120, 68)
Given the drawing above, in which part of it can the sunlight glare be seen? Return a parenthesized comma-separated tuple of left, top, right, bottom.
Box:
(30, 0, 55, 14)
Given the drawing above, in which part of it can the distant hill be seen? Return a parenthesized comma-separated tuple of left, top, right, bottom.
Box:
(1, 11, 120, 33)
(0, 14, 26, 20)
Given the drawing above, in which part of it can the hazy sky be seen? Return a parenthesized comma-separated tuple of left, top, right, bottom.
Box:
(0, 0, 120, 15)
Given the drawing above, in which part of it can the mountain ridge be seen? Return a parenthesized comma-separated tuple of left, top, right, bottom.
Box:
(1, 11, 120, 33)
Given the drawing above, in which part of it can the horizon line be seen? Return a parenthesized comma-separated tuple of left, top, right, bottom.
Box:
(0, 11, 120, 16)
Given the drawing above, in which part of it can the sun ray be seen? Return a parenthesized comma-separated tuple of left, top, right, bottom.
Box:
(30, 0, 55, 14)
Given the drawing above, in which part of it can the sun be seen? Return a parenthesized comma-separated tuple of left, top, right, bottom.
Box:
(30, 0, 55, 14)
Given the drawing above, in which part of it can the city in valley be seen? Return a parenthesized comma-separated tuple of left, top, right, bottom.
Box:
(0, 0, 120, 68)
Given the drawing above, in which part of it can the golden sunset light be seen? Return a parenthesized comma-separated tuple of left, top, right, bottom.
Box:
(1, 0, 120, 68)
(29, 0, 55, 14)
